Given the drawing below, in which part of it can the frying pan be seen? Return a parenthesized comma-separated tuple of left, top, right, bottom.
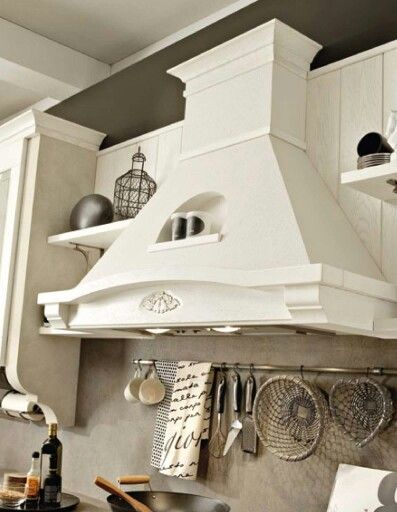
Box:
(98, 475, 230, 512)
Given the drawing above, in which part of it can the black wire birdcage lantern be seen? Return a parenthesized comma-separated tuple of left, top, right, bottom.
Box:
(113, 147, 157, 220)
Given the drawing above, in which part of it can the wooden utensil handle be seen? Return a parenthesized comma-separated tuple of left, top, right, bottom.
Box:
(94, 476, 153, 512)
(117, 475, 151, 485)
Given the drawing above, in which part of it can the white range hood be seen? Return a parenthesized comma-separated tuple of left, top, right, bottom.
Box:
(38, 19, 397, 338)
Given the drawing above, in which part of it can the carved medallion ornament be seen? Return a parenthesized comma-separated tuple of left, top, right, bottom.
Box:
(141, 291, 181, 314)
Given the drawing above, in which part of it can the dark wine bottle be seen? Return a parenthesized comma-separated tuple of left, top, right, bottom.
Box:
(42, 468, 62, 506)
(40, 423, 62, 502)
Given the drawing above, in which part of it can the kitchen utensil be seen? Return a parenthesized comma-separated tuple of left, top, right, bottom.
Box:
(0, 492, 79, 512)
(253, 375, 327, 461)
(95, 476, 152, 512)
(139, 364, 165, 405)
(330, 377, 394, 447)
(113, 474, 230, 512)
(357, 132, 394, 156)
(118, 476, 151, 486)
(124, 362, 145, 403)
(223, 369, 242, 456)
(242, 370, 258, 454)
(208, 371, 227, 458)
(357, 153, 391, 169)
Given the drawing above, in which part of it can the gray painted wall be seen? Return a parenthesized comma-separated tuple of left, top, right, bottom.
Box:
(1, 335, 397, 511)
(49, 0, 397, 149)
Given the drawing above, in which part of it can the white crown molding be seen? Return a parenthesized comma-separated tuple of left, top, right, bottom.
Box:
(110, 0, 260, 74)
(309, 38, 397, 79)
(97, 120, 183, 156)
(0, 109, 106, 151)
(168, 19, 321, 84)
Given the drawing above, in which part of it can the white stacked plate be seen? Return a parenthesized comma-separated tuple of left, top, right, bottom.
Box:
(357, 152, 391, 169)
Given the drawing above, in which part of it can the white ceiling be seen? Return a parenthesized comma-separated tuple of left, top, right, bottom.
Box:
(0, 0, 246, 64)
(0, 80, 42, 121)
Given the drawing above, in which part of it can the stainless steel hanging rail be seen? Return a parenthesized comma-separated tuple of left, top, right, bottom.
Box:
(131, 359, 397, 376)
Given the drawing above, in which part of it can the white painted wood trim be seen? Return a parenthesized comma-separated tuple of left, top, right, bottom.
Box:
(341, 162, 397, 203)
(37, 264, 397, 306)
(97, 121, 183, 156)
(0, 110, 106, 151)
(0, 17, 109, 90)
(39, 326, 153, 339)
(0, 140, 28, 364)
(48, 219, 133, 250)
(179, 128, 306, 161)
(42, 280, 397, 338)
(309, 38, 397, 79)
(148, 233, 221, 252)
(168, 19, 321, 83)
(110, 0, 260, 74)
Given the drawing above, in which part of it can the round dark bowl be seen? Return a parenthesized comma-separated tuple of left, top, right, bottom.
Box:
(107, 490, 230, 512)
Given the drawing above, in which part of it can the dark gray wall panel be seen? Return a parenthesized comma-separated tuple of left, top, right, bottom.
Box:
(49, 0, 397, 148)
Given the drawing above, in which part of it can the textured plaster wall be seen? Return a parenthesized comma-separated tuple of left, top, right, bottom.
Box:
(1, 335, 397, 512)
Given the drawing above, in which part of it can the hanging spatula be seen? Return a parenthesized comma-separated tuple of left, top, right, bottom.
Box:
(223, 369, 242, 456)
(242, 372, 258, 454)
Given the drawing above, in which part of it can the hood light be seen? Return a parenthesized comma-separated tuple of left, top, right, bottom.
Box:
(211, 326, 241, 333)
(145, 328, 171, 334)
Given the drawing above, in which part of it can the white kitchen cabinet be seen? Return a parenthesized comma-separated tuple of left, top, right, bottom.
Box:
(0, 110, 105, 425)
(0, 139, 27, 365)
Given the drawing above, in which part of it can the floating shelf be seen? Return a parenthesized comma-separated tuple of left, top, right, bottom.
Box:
(148, 233, 221, 252)
(341, 162, 397, 202)
(47, 219, 133, 250)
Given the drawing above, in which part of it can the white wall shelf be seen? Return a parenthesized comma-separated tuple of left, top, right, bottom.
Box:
(148, 233, 221, 252)
(341, 162, 397, 203)
(48, 219, 133, 250)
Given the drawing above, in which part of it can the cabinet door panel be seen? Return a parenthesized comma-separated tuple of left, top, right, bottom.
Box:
(0, 170, 11, 262)
(0, 140, 27, 365)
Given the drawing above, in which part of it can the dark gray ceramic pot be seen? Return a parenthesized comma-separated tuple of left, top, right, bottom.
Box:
(70, 194, 114, 230)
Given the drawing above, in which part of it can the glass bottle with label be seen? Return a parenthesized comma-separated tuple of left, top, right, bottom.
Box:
(25, 452, 40, 505)
(40, 423, 62, 502)
(42, 467, 62, 506)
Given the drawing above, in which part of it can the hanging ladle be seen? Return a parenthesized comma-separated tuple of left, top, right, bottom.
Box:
(94, 476, 153, 512)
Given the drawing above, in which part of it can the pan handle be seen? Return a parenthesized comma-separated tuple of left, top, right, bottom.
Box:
(117, 475, 151, 486)
(94, 476, 153, 512)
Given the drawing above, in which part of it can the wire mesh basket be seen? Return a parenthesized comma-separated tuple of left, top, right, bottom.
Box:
(253, 376, 328, 462)
(329, 377, 394, 447)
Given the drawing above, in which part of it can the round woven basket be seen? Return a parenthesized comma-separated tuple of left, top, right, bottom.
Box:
(330, 377, 394, 447)
(253, 376, 328, 461)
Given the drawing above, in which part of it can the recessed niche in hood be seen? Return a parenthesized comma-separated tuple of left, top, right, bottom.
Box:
(156, 191, 226, 243)
(38, 19, 397, 338)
